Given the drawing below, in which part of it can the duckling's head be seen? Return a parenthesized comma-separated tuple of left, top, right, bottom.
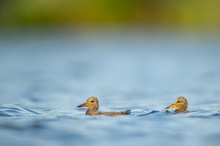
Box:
(166, 96, 188, 112)
(77, 96, 99, 111)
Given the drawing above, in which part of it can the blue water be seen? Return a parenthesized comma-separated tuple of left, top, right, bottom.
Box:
(0, 28, 220, 146)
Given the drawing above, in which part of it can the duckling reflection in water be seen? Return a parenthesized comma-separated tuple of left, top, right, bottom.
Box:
(77, 96, 131, 116)
(166, 96, 188, 112)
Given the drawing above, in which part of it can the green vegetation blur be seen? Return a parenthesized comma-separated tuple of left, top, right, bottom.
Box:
(0, 0, 219, 28)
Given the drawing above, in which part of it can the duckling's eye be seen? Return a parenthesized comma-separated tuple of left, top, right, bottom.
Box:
(177, 101, 181, 103)
(91, 100, 94, 103)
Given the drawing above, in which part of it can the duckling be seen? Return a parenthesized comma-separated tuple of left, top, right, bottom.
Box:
(166, 96, 188, 112)
(77, 96, 131, 116)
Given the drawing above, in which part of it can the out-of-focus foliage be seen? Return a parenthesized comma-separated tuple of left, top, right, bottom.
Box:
(0, 0, 219, 28)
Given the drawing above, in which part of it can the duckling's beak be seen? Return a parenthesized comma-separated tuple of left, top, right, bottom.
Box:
(166, 104, 176, 109)
(77, 102, 88, 107)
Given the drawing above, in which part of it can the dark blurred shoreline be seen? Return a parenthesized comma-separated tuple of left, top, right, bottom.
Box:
(1, 1, 220, 29)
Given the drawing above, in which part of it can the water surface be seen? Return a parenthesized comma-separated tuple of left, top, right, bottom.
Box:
(0, 28, 220, 146)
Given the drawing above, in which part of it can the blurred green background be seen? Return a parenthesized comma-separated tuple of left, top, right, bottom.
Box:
(0, 0, 219, 28)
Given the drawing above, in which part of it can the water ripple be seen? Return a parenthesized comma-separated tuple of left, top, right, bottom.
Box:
(0, 104, 39, 117)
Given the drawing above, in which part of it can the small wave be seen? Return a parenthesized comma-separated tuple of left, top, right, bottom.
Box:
(185, 110, 220, 118)
(132, 108, 220, 118)
(131, 109, 162, 116)
(0, 104, 39, 117)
